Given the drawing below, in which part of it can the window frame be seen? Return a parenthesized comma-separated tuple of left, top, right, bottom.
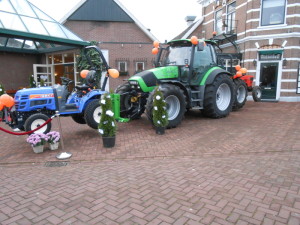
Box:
(118, 61, 127, 72)
(260, 0, 287, 27)
(226, 1, 236, 34)
(214, 9, 223, 35)
(135, 62, 145, 72)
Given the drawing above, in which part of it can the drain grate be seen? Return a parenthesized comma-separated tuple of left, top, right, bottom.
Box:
(44, 161, 69, 167)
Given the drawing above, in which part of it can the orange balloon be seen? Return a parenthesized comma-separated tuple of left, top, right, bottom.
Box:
(240, 68, 247, 74)
(236, 71, 242, 78)
(0, 101, 4, 111)
(108, 69, 119, 79)
(235, 65, 241, 71)
(0, 94, 14, 107)
(152, 47, 159, 55)
(212, 31, 217, 36)
(153, 40, 160, 48)
(190, 36, 198, 45)
(80, 70, 89, 78)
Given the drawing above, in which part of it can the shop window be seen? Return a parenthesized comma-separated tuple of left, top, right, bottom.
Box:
(261, 0, 286, 26)
(53, 54, 63, 64)
(136, 62, 145, 73)
(63, 53, 74, 63)
(215, 10, 223, 35)
(226, 2, 236, 34)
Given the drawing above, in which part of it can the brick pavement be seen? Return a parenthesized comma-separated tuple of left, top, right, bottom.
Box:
(0, 102, 300, 224)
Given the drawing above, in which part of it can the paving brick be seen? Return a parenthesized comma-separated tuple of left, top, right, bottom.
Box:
(0, 102, 300, 224)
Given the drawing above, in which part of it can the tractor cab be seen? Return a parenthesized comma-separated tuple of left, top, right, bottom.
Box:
(154, 39, 218, 86)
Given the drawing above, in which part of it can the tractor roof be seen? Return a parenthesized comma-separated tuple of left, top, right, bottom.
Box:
(168, 39, 216, 46)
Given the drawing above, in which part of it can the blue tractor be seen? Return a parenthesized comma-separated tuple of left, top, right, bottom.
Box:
(6, 46, 119, 133)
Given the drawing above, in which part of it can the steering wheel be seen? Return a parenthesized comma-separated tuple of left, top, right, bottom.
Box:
(61, 77, 74, 85)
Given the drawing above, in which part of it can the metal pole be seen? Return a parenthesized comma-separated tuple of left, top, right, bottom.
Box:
(55, 111, 65, 151)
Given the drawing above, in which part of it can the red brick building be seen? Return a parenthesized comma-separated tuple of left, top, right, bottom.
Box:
(177, 0, 300, 102)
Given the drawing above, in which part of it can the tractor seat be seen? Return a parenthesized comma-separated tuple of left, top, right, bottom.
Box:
(75, 85, 90, 91)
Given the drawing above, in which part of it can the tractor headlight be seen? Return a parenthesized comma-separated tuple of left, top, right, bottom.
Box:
(129, 80, 140, 90)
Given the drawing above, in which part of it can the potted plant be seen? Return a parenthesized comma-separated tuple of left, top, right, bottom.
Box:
(46, 131, 60, 150)
(152, 87, 169, 135)
(98, 93, 117, 148)
(26, 133, 48, 153)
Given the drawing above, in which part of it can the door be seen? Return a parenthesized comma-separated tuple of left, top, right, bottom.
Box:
(259, 62, 278, 100)
(33, 64, 53, 86)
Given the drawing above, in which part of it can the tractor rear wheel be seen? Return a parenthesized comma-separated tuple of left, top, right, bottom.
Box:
(202, 74, 234, 118)
(146, 84, 186, 128)
(232, 79, 247, 111)
(84, 99, 101, 129)
(71, 113, 86, 124)
(115, 82, 145, 119)
(24, 113, 51, 134)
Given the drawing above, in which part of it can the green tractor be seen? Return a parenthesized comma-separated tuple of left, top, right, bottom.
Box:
(115, 37, 250, 128)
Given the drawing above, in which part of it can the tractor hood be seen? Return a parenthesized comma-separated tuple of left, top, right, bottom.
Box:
(15, 87, 54, 100)
(129, 66, 179, 92)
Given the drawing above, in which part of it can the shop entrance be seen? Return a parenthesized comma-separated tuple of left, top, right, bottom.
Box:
(259, 62, 278, 100)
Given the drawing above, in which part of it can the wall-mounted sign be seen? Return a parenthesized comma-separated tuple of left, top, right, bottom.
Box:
(259, 50, 283, 61)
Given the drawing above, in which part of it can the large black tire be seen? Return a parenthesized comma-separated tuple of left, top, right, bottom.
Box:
(146, 84, 187, 128)
(202, 74, 234, 118)
(115, 82, 145, 119)
(232, 79, 248, 111)
(71, 113, 86, 124)
(24, 113, 51, 134)
(84, 99, 101, 129)
(252, 86, 262, 102)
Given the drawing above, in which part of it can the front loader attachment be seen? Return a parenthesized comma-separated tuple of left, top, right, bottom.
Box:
(110, 93, 130, 123)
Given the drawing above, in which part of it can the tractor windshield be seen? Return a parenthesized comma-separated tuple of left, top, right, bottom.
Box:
(159, 46, 192, 67)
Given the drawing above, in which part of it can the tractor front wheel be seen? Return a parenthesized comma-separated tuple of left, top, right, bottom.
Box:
(115, 82, 145, 119)
(146, 84, 186, 128)
(202, 74, 234, 118)
(84, 99, 101, 129)
(24, 113, 51, 134)
(232, 79, 248, 111)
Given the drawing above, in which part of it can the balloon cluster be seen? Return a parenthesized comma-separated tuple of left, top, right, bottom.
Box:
(234, 65, 248, 79)
(0, 94, 15, 110)
(80, 68, 119, 79)
(152, 40, 160, 55)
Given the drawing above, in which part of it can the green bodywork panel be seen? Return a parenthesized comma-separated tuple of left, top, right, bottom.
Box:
(200, 67, 222, 86)
(129, 66, 179, 92)
(110, 93, 130, 122)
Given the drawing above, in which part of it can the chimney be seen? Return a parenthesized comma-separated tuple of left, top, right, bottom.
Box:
(185, 16, 196, 26)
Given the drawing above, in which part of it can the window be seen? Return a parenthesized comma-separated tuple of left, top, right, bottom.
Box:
(226, 2, 236, 34)
(261, 0, 286, 26)
(136, 62, 144, 72)
(215, 10, 223, 35)
(118, 61, 127, 72)
(297, 63, 300, 94)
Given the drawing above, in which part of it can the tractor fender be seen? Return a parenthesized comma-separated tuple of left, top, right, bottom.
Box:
(159, 80, 189, 102)
(202, 68, 232, 86)
(198, 68, 232, 109)
(78, 90, 106, 112)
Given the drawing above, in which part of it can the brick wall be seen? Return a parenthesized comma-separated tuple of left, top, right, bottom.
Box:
(0, 52, 40, 92)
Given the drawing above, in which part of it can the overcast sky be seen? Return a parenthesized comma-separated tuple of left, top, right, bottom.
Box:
(28, 0, 202, 42)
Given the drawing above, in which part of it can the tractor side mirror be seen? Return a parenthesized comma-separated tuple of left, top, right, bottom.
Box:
(197, 42, 205, 51)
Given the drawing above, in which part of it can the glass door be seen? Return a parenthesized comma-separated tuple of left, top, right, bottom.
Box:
(33, 64, 53, 86)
